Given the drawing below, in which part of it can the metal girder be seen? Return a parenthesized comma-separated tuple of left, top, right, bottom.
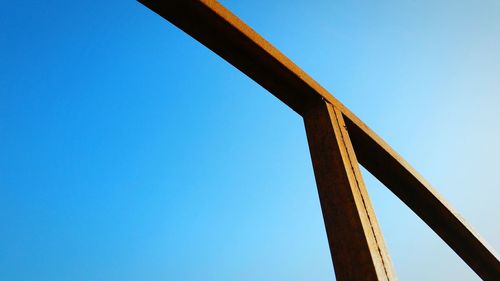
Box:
(304, 100, 396, 280)
(137, 0, 500, 280)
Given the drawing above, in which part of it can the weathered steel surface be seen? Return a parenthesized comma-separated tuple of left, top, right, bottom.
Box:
(138, 0, 500, 279)
(304, 101, 396, 280)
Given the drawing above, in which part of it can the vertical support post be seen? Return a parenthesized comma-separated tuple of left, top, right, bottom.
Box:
(303, 100, 396, 281)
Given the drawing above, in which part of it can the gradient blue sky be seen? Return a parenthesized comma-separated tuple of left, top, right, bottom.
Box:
(1, 1, 499, 280)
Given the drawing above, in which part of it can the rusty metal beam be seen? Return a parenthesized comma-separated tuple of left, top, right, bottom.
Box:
(138, 0, 500, 279)
(344, 115, 500, 280)
(304, 101, 396, 280)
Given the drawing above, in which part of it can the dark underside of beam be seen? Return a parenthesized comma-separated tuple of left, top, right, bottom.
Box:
(138, 0, 500, 279)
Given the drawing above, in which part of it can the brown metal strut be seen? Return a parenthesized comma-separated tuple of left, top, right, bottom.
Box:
(138, 1, 500, 280)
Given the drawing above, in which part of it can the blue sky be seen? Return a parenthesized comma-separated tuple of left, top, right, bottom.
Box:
(1, 0, 499, 280)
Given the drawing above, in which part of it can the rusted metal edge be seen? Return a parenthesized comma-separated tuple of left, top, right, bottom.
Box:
(137, 0, 500, 279)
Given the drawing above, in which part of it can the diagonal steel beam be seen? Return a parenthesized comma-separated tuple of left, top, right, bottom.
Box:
(138, 0, 500, 279)
(304, 100, 396, 280)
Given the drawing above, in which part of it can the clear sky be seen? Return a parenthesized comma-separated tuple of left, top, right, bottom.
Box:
(1, 0, 499, 280)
